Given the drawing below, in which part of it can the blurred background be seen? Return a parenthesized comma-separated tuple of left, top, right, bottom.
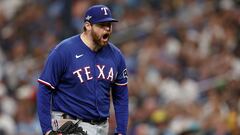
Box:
(0, 0, 240, 135)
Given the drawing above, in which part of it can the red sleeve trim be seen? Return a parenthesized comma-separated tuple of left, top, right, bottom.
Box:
(38, 79, 55, 89)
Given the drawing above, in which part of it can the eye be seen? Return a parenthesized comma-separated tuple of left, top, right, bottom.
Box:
(96, 22, 112, 28)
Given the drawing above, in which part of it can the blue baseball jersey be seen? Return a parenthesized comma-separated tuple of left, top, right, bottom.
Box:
(37, 35, 128, 134)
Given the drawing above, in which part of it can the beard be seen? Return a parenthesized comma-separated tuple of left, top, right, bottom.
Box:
(91, 29, 110, 47)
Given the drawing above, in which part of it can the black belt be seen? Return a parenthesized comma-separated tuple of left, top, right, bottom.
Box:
(62, 114, 107, 125)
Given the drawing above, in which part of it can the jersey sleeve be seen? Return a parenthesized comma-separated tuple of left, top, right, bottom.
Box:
(114, 53, 128, 86)
(37, 83, 53, 134)
(38, 48, 67, 89)
(112, 52, 129, 135)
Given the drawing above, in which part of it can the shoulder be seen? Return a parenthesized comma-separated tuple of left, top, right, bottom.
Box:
(107, 42, 126, 64)
(48, 35, 79, 60)
(107, 42, 123, 56)
(54, 35, 80, 52)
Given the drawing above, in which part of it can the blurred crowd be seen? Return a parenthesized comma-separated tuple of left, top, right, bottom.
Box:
(0, 0, 240, 135)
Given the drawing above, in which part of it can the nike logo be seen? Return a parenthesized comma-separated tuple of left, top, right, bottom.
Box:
(75, 54, 84, 58)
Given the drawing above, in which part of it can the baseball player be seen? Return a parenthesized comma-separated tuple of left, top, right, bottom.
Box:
(37, 5, 129, 135)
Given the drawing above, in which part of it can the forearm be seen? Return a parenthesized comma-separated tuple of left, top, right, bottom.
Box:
(112, 85, 129, 135)
(114, 104, 128, 135)
(37, 84, 53, 134)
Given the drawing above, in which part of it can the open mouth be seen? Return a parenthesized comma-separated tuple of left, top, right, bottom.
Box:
(102, 33, 110, 41)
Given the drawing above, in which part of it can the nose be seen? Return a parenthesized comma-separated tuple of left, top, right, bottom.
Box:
(104, 25, 111, 32)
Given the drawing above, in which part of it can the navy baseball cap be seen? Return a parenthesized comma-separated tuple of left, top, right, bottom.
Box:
(84, 5, 118, 24)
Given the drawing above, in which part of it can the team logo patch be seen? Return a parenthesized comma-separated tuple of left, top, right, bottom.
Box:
(123, 69, 128, 78)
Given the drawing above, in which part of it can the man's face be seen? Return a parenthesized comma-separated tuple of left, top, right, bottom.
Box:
(90, 22, 112, 47)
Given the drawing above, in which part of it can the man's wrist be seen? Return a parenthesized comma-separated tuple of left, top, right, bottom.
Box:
(45, 130, 61, 135)
(45, 130, 51, 135)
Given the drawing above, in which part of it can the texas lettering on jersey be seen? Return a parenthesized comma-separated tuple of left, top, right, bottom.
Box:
(73, 65, 115, 83)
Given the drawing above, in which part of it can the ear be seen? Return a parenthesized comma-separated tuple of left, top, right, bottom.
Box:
(84, 22, 92, 31)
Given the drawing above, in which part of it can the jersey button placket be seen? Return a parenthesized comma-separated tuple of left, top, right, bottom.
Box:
(94, 53, 101, 118)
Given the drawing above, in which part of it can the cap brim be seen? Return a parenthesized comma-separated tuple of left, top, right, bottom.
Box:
(93, 18, 118, 24)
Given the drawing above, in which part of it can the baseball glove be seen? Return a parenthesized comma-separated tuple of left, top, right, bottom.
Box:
(49, 121, 88, 135)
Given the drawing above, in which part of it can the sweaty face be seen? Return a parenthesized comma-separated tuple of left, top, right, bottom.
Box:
(91, 22, 112, 47)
